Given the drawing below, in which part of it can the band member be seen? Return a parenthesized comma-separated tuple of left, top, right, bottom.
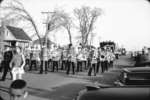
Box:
(82, 48, 87, 70)
(96, 47, 101, 73)
(76, 47, 83, 72)
(70, 46, 76, 75)
(48, 49, 52, 69)
(29, 51, 37, 71)
(24, 50, 30, 71)
(104, 50, 108, 72)
(61, 49, 68, 70)
(10, 46, 25, 81)
(88, 49, 97, 76)
(52, 48, 61, 72)
(106, 50, 111, 69)
(39, 46, 48, 74)
(0, 51, 3, 72)
(100, 48, 106, 73)
(66, 44, 75, 75)
(108, 50, 115, 68)
(0, 46, 13, 81)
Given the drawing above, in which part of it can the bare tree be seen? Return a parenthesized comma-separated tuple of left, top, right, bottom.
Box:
(1, 0, 69, 73)
(74, 6, 102, 48)
(0, 0, 42, 47)
(61, 12, 73, 45)
(43, 9, 70, 47)
(1, 0, 66, 48)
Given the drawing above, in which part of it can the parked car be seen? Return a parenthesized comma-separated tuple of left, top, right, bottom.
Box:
(115, 67, 150, 85)
(74, 67, 150, 100)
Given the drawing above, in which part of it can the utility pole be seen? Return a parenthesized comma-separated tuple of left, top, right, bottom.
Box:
(41, 11, 56, 48)
(40, 11, 55, 73)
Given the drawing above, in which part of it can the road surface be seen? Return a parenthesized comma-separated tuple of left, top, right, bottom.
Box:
(0, 54, 135, 100)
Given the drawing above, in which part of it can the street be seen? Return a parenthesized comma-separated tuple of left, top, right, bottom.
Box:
(0, 54, 135, 100)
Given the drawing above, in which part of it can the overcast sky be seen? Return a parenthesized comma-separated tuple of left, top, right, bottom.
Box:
(2, 0, 150, 51)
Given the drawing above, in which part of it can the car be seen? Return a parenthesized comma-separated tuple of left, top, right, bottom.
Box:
(134, 54, 150, 67)
(74, 67, 150, 100)
(115, 67, 150, 86)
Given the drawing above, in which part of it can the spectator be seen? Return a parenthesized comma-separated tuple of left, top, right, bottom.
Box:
(9, 79, 28, 100)
(10, 46, 25, 81)
(0, 46, 13, 81)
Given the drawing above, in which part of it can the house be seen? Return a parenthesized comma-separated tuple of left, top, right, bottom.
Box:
(0, 25, 31, 48)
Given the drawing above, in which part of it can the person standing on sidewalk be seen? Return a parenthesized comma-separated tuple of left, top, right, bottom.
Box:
(10, 46, 25, 81)
(9, 79, 43, 100)
(0, 46, 13, 81)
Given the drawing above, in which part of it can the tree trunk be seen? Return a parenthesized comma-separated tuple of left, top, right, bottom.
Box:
(67, 29, 72, 44)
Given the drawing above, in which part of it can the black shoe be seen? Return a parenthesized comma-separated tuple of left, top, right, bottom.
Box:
(39, 72, 43, 74)
(88, 74, 91, 76)
(0, 79, 5, 81)
(66, 73, 69, 75)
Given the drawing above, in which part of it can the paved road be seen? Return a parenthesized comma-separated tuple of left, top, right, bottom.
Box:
(0, 54, 135, 100)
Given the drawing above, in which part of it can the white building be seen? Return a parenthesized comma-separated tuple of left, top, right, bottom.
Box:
(0, 25, 31, 49)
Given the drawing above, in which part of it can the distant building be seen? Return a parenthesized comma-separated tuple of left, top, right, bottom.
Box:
(0, 25, 31, 49)
(100, 41, 116, 52)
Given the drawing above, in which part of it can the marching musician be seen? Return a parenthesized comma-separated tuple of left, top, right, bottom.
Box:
(104, 49, 109, 72)
(24, 49, 30, 70)
(29, 51, 37, 71)
(48, 49, 53, 69)
(52, 47, 61, 72)
(96, 47, 101, 73)
(66, 44, 75, 75)
(88, 48, 98, 76)
(39, 46, 48, 74)
(61, 49, 68, 70)
(76, 47, 83, 72)
(107, 50, 115, 68)
(100, 48, 106, 73)
(82, 48, 88, 70)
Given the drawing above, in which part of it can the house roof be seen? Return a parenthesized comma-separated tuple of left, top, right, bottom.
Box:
(6, 26, 31, 42)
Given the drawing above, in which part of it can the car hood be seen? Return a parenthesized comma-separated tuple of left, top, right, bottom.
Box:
(79, 87, 150, 100)
(124, 67, 150, 73)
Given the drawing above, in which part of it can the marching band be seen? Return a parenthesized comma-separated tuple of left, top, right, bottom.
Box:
(0, 43, 116, 81)
(21, 43, 116, 76)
